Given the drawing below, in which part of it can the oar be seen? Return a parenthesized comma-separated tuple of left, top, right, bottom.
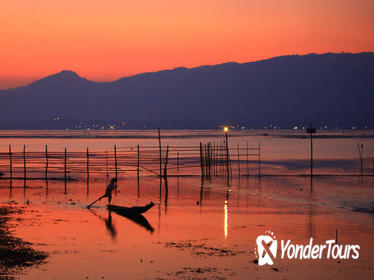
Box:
(87, 195, 106, 209)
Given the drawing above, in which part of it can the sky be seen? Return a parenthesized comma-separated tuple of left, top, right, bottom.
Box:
(1, 0, 373, 89)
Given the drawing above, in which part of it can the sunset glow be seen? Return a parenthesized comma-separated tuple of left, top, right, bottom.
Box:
(1, 0, 374, 89)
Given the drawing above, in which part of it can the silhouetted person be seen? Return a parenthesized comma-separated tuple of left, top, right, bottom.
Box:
(103, 177, 117, 204)
(87, 178, 117, 208)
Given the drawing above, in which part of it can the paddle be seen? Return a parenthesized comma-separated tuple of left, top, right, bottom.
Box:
(87, 194, 106, 209)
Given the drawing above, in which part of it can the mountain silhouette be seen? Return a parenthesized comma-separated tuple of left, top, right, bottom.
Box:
(0, 52, 373, 129)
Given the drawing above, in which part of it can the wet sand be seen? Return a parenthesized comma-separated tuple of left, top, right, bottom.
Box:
(0, 206, 47, 279)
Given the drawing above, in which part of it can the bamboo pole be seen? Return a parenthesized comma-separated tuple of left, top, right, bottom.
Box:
(207, 143, 211, 178)
(258, 142, 261, 177)
(225, 132, 230, 177)
(137, 145, 140, 179)
(64, 148, 67, 182)
(218, 142, 220, 176)
(114, 145, 118, 181)
(203, 144, 206, 177)
(246, 142, 249, 176)
(216, 142, 219, 176)
(158, 128, 162, 177)
(229, 150, 233, 178)
(9, 145, 12, 181)
(237, 143, 240, 177)
(219, 142, 222, 176)
(64, 148, 67, 194)
(137, 144, 140, 198)
(221, 142, 224, 175)
(164, 172, 169, 209)
(200, 142, 204, 177)
(211, 142, 214, 176)
(105, 149, 109, 178)
(213, 142, 216, 176)
(45, 145, 48, 181)
(206, 144, 210, 178)
(217, 143, 219, 176)
(177, 152, 179, 174)
(163, 145, 169, 179)
(86, 147, 89, 181)
(310, 130, 313, 177)
(209, 143, 212, 177)
(357, 144, 364, 174)
(23, 145, 26, 181)
(212, 142, 217, 176)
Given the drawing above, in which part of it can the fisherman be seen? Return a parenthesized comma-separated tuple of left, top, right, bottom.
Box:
(87, 178, 117, 208)
(103, 177, 117, 204)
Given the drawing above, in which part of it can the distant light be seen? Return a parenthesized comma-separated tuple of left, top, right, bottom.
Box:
(224, 126, 229, 132)
(293, 126, 298, 130)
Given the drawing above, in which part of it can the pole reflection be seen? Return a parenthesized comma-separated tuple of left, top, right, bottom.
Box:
(224, 183, 230, 239)
(224, 200, 228, 239)
(307, 177, 315, 238)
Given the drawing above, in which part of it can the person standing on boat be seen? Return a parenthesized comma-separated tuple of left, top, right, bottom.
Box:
(87, 178, 117, 208)
(103, 177, 117, 204)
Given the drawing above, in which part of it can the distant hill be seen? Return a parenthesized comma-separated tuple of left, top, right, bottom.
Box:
(0, 52, 373, 129)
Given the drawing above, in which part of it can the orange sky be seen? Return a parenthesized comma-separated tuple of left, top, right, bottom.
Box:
(1, 0, 373, 89)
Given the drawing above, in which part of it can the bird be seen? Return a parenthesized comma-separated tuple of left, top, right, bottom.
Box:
(87, 178, 117, 208)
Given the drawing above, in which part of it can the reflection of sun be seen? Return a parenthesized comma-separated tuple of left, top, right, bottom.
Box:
(224, 200, 228, 239)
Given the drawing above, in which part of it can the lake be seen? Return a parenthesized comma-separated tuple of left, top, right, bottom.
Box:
(0, 129, 373, 279)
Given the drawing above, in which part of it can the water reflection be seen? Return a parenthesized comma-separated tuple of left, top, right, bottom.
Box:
(86, 179, 89, 197)
(224, 200, 228, 239)
(109, 205, 154, 234)
(307, 177, 315, 238)
(89, 209, 118, 240)
(8, 183, 12, 201)
(199, 178, 204, 206)
(89, 205, 154, 239)
(177, 177, 180, 200)
(164, 178, 168, 214)
(224, 181, 230, 239)
(1, 175, 374, 280)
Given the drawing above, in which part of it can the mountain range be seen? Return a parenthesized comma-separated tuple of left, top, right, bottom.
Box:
(0, 52, 373, 129)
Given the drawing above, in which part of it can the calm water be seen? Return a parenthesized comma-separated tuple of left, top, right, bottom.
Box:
(0, 130, 373, 279)
(1, 129, 374, 177)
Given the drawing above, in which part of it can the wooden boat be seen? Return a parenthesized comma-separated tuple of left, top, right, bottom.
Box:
(107, 201, 154, 214)
(107, 202, 155, 233)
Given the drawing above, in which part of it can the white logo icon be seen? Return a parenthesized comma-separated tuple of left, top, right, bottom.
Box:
(255, 231, 277, 266)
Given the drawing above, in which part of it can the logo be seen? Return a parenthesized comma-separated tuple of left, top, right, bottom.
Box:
(254, 231, 360, 266)
(255, 231, 277, 266)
